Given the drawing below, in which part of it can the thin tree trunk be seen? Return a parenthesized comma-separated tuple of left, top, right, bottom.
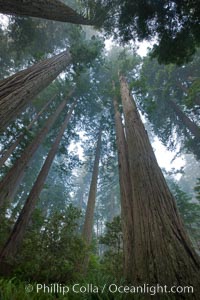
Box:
(82, 127, 102, 244)
(112, 94, 134, 280)
(119, 75, 200, 298)
(0, 0, 93, 25)
(169, 99, 200, 140)
(0, 99, 76, 263)
(0, 50, 71, 131)
(194, 97, 200, 106)
(108, 190, 115, 222)
(0, 94, 56, 167)
(0, 90, 73, 209)
(176, 80, 200, 106)
(77, 182, 85, 209)
(82, 126, 102, 271)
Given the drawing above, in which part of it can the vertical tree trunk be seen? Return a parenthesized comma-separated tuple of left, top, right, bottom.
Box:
(0, 50, 71, 131)
(112, 94, 134, 280)
(0, 90, 73, 209)
(0, 0, 93, 25)
(108, 190, 115, 222)
(82, 126, 102, 271)
(0, 99, 76, 263)
(119, 75, 200, 298)
(169, 99, 200, 140)
(77, 182, 85, 209)
(82, 127, 102, 244)
(0, 94, 56, 167)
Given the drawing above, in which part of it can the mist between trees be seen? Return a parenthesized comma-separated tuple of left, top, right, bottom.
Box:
(0, 1, 200, 299)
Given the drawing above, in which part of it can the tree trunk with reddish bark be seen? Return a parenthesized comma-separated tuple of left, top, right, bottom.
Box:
(0, 90, 73, 209)
(0, 0, 93, 25)
(0, 50, 71, 131)
(119, 74, 200, 298)
(0, 99, 76, 264)
(112, 94, 135, 280)
(0, 94, 56, 167)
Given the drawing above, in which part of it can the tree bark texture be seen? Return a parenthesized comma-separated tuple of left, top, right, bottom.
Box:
(119, 75, 200, 298)
(169, 99, 200, 140)
(82, 127, 102, 245)
(0, 0, 93, 25)
(113, 94, 135, 280)
(0, 50, 71, 131)
(0, 91, 73, 209)
(0, 94, 56, 168)
(0, 99, 76, 262)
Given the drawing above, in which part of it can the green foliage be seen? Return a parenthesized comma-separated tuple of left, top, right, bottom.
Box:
(170, 182, 200, 249)
(82, 0, 200, 64)
(1, 7, 200, 298)
(12, 205, 86, 283)
(99, 216, 123, 280)
(70, 33, 104, 72)
(0, 276, 142, 300)
(186, 79, 200, 107)
(0, 278, 54, 300)
(6, 16, 72, 64)
(194, 178, 200, 203)
(139, 54, 200, 158)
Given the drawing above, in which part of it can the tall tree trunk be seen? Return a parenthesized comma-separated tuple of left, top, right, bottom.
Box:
(0, 0, 93, 25)
(169, 99, 200, 140)
(119, 75, 200, 298)
(108, 190, 115, 222)
(112, 94, 134, 280)
(0, 99, 76, 263)
(82, 126, 102, 271)
(0, 50, 71, 131)
(0, 94, 56, 167)
(0, 90, 73, 209)
(77, 182, 85, 209)
(82, 127, 102, 244)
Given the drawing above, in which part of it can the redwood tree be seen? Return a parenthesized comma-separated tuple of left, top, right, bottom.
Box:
(0, 0, 92, 25)
(119, 74, 200, 298)
(0, 50, 71, 131)
(0, 99, 77, 263)
(0, 94, 56, 168)
(0, 90, 73, 209)
(82, 126, 102, 271)
(112, 94, 134, 279)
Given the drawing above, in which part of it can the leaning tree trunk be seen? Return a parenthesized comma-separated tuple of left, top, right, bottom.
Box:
(0, 94, 56, 168)
(176, 80, 200, 106)
(0, 50, 71, 131)
(0, 90, 73, 209)
(119, 75, 200, 298)
(0, 100, 77, 264)
(82, 126, 102, 272)
(169, 99, 200, 140)
(0, 0, 93, 25)
(112, 94, 134, 280)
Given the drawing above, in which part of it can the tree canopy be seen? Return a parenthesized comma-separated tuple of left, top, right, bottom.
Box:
(81, 0, 200, 64)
